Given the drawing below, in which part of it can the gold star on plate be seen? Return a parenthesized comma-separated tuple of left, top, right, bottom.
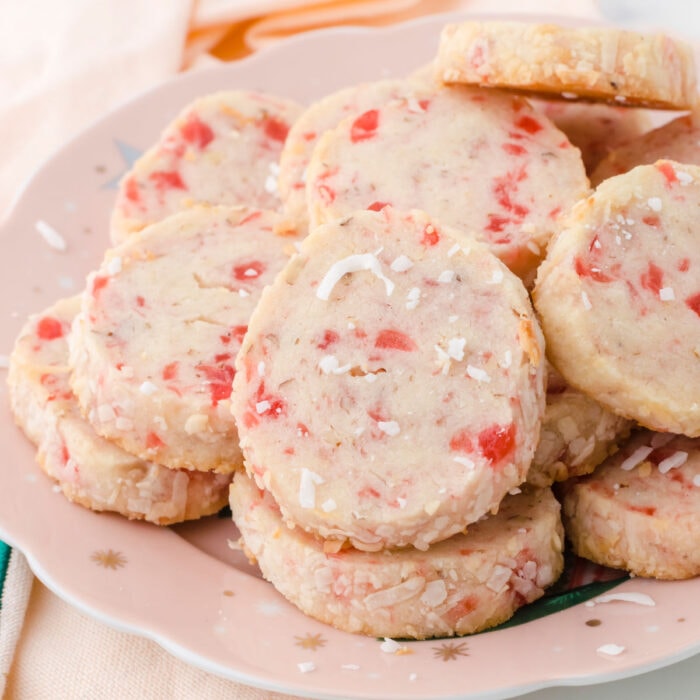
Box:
(433, 641, 469, 661)
(294, 633, 327, 651)
(90, 549, 127, 569)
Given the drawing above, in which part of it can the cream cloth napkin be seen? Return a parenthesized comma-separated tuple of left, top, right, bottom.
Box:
(1, 1, 601, 698)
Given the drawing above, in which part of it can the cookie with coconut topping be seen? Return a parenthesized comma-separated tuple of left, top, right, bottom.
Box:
(277, 78, 431, 234)
(70, 205, 300, 472)
(527, 364, 633, 488)
(534, 160, 700, 437)
(561, 429, 700, 579)
(591, 110, 700, 186)
(435, 21, 697, 109)
(8, 296, 231, 523)
(110, 90, 303, 243)
(230, 207, 546, 552)
(231, 472, 563, 638)
(305, 84, 588, 282)
(532, 100, 651, 174)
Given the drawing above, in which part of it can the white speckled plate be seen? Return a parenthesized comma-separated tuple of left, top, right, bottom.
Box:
(1, 11, 700, 700)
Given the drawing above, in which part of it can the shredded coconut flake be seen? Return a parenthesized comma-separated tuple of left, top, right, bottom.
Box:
(466, 365, 490, 382)
(264, 173, 278, 195)
(420, 580, 447, 606)
(0, 355, 9, 369)
(139, 381, 158, 395)
(593, 592, 655, 607)
(255, 400, 271, 414)
(657, 450, 688, 474)
(453, 455, 475, 468)
(620, 445, 653, 471)
(316, 253, 394, 300)
(447, 243, 460, 257)
(693, 475, 700, 487)
(659, 287, 675, 301)
(257, 361, 265, 376)
(107, 256, 122, 275)
(447, 337, 466, 361)
(377, 420, 400, 436)
(390, 254, 413, 272)
(676, 169, 693, 185)
(184, 413, 208, 434)
(581, 291, 592, 310)
(321, 498, 337, 512)
(597, 644, 625, 656)
(342, 664, 360, 671)
(438, 270, 455, 283)
(647, 197, 662, 212)
(406, 96, 427, 113)
(380, 638, 403, 653)
(499, 350, 512, 369)
(299, 468, 324, 508)
(406, 286, 421, 310)
(238, 289, 250, 297)
(36, 219, 67, 251)
(486, 565, 512, 592)
(319, 355, 351, 375)
(297, 661, 316, 673)
(487, 268, 504, 284)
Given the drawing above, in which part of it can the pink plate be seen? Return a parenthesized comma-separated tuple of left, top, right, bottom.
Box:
(1, 11, 699, 700)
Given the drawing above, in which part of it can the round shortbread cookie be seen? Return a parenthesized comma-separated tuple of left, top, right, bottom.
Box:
(277, 78, 430, 234)
(230, 472, 563, 639)
(305, 84, 588, 282)
(561, 429, 700, 579)
(231, 207, 546, 551)
(591, 111, 700, 186)
(527, 364, 633, 488)
(435, 21, 697, 109)
(533, 160, 700, 437)
(70, 206, 300, 472)
(110, 90, 303, 243)
(8, 296, 231, 524)
(533, 100, 651, 174)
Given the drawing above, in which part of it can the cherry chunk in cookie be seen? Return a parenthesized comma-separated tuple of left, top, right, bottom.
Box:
(231, 207, 546, 551)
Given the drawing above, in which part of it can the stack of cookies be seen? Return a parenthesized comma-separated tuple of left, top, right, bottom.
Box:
(8, 20, 700, 638)
(8, 91, 305, 525)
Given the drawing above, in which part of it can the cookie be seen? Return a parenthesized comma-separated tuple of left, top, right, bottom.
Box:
(305, 84, 588, 282)
(436, 21, 697, 109)
(70, 206, 299, 472)
(277, 78, 430, 234)
(527, 364, 633, 488)
(561, 430, 700, 579)
(534, 160, 700, 437)
(533, 99, 651, 173)
(8, 296, 231, 524)
(231, 472, 564, 638)
(110, 90, 303, 242)
(230, 207, 546, 551)
(591, 111, 700, 185)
